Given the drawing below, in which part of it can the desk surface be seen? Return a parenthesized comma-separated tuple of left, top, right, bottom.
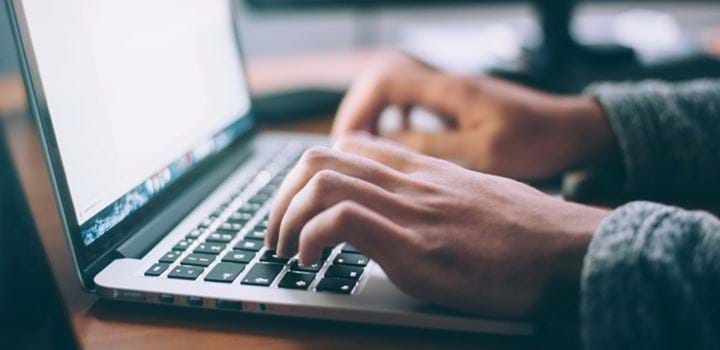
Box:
(0, 52, 538, 350)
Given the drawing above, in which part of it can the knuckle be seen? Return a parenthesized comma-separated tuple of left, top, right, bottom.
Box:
(307, 169, 341, 198)
(301, 146, 334, 167)
(331, 200, 360, 228)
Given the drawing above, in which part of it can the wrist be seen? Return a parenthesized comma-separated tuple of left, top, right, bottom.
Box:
(539, 201, 610, 321)
(559, 96, 620, 170)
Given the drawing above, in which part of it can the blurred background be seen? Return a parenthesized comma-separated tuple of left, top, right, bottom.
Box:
(237, 1, 720, 64)
(3, 0, 720, 118)
(233, 0, 720, 93)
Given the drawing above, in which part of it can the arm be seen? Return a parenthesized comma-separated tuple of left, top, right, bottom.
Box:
(582, 201, 720, 349)
(585, 80, 720, 197)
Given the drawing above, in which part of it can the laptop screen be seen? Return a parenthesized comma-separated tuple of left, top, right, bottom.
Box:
(19, 0, 252, 246)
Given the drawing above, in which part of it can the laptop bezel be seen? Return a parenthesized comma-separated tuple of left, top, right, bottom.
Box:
(7, 0, 260, 289)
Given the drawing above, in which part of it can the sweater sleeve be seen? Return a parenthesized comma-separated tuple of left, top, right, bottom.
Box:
(581, 201, 720, 349)
(581, 80, 720, 197)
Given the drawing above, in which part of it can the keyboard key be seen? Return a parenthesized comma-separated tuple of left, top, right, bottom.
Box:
(290, 260, 322, 273)
(194, 242, 226, 255)
(241, 263, 283, 286)
(206, 232, 234, 243)
(204, 263, 246, 283)
(186, 229, 204, 240)
(316, 277, 356, 294)
(325, 265, 363, 280)
(222, 250, 255, 264)
(211, 207, 227, 217)
(198, 218, 214, 228)
(159, 251, 181, 263)
(237, 203, 262, 213)
(181, 253, 216, 267)
(172, 240, 192, 251)
(227, 212, 253, 224)
(341, 244, 361, 254)
(168, 266, 204, 280)
(255, 220, 269, 230)
(249, 193, 270, 205)
(218, 222, 243, 232)
(321, 247, 335, 258)
(334, 253, 368, 267)
(245, 230, 265, 241)
(234, 239, 262, 252)
(259, 250, 290, 264)
(145, 263, 169, 277)
(278, 272, 315, 290)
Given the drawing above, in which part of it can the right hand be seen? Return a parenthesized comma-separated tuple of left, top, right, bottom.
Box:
(265, 134, 610, 318)
(332, 51, 618, 181)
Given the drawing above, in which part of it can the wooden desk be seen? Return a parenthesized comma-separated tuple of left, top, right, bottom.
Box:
(0, 53, 538, 350)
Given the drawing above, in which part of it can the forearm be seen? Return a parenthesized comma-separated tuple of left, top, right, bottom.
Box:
(581, 201, 720, 349)
(582, 79, 720, 197)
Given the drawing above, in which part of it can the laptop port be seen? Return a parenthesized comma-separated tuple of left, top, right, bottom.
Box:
(216, 299, 243, 310)
(187, 296, 204, 306)
(158, 294, 175, 304)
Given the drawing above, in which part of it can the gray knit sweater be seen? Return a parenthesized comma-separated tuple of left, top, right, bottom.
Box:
(581, 80, 720, 349)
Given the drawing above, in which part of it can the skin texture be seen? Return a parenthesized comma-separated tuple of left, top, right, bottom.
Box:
(332, 51, 618, 181)
(265, 134, 611, 319)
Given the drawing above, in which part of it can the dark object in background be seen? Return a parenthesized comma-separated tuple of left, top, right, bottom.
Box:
(253, 88, 344, 124)
(0, 121, 79, 350)
(246, 0, 720, 94)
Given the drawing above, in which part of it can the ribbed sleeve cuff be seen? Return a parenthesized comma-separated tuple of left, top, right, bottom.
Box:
(581, 201, 720, 349)
(583, 82, 667, 194)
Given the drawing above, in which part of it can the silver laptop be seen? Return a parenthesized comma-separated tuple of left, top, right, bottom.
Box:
(8, 0, 534, 335)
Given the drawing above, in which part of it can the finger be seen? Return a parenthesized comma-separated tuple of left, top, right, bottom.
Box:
(333, 132, 425, 172)
(386, 131, 473, 167)
(297, 200, 412, 267)
(276, 169, 410, 257)
(331, 70, 388, 137)
(265, 146, 405, 248)
(332, 69, 464, 138)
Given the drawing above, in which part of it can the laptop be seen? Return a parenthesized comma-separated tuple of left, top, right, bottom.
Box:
(7, 0, 534, 335)
(0, 121, 78, 350)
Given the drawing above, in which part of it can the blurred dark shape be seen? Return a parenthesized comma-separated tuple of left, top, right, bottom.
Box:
(0, 120, 79, 350)
(0, 1, 78, 348)
(246, 0, 720, 94)
(253, 88, 345, 124)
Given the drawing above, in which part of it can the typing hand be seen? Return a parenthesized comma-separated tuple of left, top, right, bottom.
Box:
(265, 134, 610, 318)
(332, 51, 617, 181)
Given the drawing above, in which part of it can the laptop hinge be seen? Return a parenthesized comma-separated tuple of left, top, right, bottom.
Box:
(114, 141, 255, 259)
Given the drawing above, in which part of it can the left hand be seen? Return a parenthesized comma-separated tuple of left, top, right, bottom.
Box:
(265, 133, 610, 318)
(331, 51, 616, 181)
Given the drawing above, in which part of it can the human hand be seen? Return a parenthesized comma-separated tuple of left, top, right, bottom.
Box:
(265, 134, 610, 318)
(332, 51, 617, 181)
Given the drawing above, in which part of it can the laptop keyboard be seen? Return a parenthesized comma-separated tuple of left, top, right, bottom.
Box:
(144, 144, 369, 295)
